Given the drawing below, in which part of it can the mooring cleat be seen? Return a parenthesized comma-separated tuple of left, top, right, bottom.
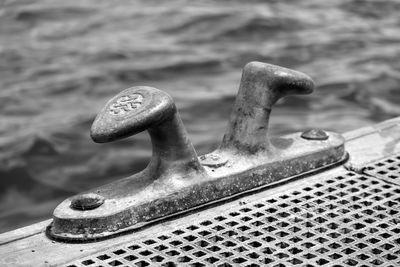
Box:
(220, 61, 315, 153)
(90, 86, 205, 181)
(48, 62, 346, 241)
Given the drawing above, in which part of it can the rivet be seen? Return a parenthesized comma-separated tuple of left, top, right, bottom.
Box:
(301, 129, 329, 140)
(70, 193, 105, 210)
(210, 154, 220, 161)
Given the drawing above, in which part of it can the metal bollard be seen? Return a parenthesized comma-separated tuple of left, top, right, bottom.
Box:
(221, 61, 314, 153)
(48, 62, 346, 241)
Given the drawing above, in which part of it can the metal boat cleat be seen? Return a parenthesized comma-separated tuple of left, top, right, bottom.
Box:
(48, 62, 347, 241)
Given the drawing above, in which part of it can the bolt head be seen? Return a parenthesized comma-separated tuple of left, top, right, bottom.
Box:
(210, 154, 220, 161)
(199, 153, 228, 168)
(301, 129, 329, 140)
(70, 193, 105, 210)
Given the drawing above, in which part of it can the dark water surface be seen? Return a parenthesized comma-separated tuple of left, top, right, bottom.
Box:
(1, 0, 400, 232)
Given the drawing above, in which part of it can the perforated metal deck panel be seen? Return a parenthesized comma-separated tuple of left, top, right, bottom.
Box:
(64, 163, 400, 267)
(364, 155, 400, 186)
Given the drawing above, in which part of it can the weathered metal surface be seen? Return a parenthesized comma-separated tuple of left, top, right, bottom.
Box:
(48, 62, 346, 241)
(0, 116, 399, 266)
(220, 62, 314, 153)
(49, 133, 345, 241)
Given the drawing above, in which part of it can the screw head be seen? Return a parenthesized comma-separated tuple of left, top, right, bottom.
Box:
(301, 129, 329, 140)
(70, 193, 105, 210)
(210, 154, 220, 161)
(199, 153, 228, 168)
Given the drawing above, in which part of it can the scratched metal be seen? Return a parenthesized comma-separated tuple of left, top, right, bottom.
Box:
(63, 169, 400, 267)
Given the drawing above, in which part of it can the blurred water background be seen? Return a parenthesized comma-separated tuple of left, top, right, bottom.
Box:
(1, 0, 400, 233)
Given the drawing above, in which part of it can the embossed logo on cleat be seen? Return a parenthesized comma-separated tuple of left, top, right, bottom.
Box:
(109, 94, 143, 115)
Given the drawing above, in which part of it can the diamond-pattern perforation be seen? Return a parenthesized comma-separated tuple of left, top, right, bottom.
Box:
(364, 155, 400, 185)
(65, 171, 400, 267)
